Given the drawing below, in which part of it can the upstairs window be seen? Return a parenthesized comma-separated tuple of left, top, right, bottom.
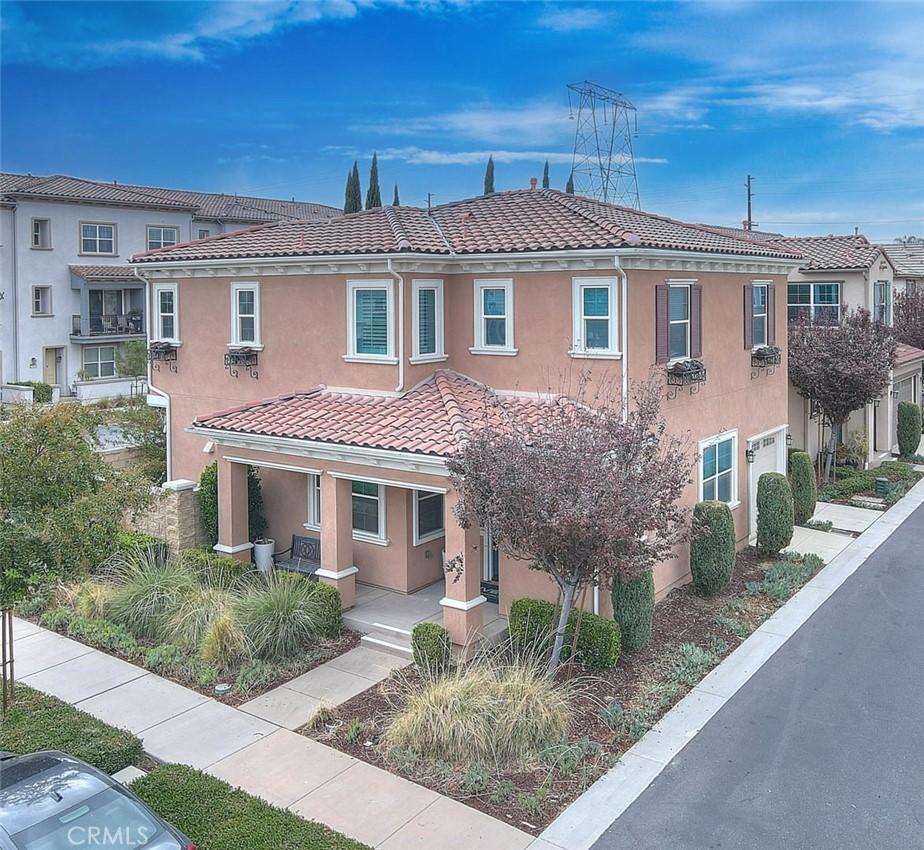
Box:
(412, 279, 445, 360)
(31, 218, 51, 249)
(198, 228, 211, 240)
(153, 283, 178, 342)
(80, 222, 116, 255)
(572, 277, 619, 356)
(744, 282, 776, 348)
(656, 281, 702, 363)
(472, 279, 515, 354)
(32, 286, 52, 316)
(231, 283, 260, 347)
(787, 283, 840, 323)
(147, 226, 179, 251)
(873, 281, 892, 324)
(346, 280, 395, 361)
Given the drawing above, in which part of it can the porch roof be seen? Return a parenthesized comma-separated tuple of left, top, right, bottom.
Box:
(192, 369, 553, 457)
(895, 343, 924, 368)
(69, 264, 137, 282)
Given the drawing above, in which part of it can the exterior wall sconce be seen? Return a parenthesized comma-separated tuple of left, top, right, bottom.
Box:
(890, 390, 900, 399)
(745, 447, 756, 463)
(29, 357, 37, 368)
(785, 433, 793, 446)
(873, 398, 881, 408)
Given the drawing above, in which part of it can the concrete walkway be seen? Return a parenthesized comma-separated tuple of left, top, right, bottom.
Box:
(12, 619, 532, 850)
(534, 474, 924, 850)
(783, 501, 883, 562)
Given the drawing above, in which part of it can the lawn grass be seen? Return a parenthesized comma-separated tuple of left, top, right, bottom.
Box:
(131, 764, 372, 850)
(0, 684, 143, 773)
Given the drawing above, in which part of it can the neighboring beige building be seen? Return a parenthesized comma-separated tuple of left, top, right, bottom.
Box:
(130, 187, 802, 647)
(884, 240, 924, 294)
(775, 235, 924, 465)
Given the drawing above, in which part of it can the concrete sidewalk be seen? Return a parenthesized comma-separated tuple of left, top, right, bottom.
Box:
(12, 620, 532, 850)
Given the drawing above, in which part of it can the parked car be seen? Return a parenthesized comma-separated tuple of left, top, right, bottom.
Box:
(0, 751, 194, 850)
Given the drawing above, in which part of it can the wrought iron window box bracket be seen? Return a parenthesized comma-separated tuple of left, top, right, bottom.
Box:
(146, 342, 178, 373)
(665, 361, 707, 400)
(751, 349, 782, 378)
(225, 348, 259, 379)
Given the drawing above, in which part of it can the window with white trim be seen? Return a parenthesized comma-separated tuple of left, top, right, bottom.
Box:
(83, 345, 116, 379)
(80, 222, 116, 255)
(306, 474, 322, 530)
(787, 282, 840, 323)
(231, 282, 260, 347)
(32, 286, 52, 316)
(153, 283, 178, 342)
(412, 279, 445, 360)
(31, 218, 51, 249)
(572, 277, 618, 356)
(752, 284, 768, 346)
(147, 226, 179, 251)
(668, 284, 690, 360)
(352, 481, 385, 541)
(700, 433, 736, 504)
(472, 279, 515, 353)
(198, 228, 211, 240)
(414, 490, 444, 544)
(346, 280, 395, 360)
(873, 281, 892, 324)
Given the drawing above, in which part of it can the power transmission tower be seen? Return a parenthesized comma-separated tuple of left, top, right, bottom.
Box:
(568, 81, 640, 209)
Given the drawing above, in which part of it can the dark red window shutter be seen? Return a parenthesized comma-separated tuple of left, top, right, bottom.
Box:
(655, 285, 670, 364)
(743, 283, 754, 350)
(690, 285, 703, 358)
(767, 284, 777, 345)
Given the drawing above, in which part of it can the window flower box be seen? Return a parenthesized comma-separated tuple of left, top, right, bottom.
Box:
(751, 345, 782, 368)
(666, 358, 707, 387)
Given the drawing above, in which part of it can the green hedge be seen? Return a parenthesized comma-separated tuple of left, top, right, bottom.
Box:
(789, 451, 817, 525)
(199, 463, 220, 546)
(690, 501, 736, 595)
(10, 380, 53, 403)
(822, 460, 915, 500)
(0, 685, 143, 773)
(897, 401, 922, 458)
(115, 530, 168, 564)
(611, 571, 655, 650)
(178, 546, 256, 587)
(509, 598, 621, 670)
(756, 472, 794, 554)
(309, 581, 342, 638)
(131, 763, 371, 850)
(411, 622, 452, 674)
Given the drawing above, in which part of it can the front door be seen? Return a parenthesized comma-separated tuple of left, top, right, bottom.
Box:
(42, 347, 60, 386)
(480, 528, 499, 603)
(749, 432, 784, 540)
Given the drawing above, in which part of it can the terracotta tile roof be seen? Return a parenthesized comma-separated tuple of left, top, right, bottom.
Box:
(132, 188, 802, 264)
(883, 242, 924, 277)
(696, 225, 787, 244)
(69, 264, 137, 280)
(193, 369, 559, 457)
(0, 172, 340, 222)
(772, 234, 883, 272)
(895, 343, 924, 368)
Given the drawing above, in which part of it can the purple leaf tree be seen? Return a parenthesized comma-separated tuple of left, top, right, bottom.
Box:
(446, 376, 693, 676)
(893, 289, 924, 352)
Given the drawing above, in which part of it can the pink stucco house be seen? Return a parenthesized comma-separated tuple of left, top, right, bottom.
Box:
(130, 187, 802, 648)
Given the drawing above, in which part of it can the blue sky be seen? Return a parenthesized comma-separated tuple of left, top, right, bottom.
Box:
(2, 0, 922, 241)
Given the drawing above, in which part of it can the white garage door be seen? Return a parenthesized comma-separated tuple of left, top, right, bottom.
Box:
(749, 433, 783, 540)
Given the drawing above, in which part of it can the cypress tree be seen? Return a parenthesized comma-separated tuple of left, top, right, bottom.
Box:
(542, 160, 550, 189)
(565, 172, 574, 194)
(392, 183, 400, 206)
(344, 161, 362, 214)
(365, 152, 382, 209)
(483, 155, 495, 194)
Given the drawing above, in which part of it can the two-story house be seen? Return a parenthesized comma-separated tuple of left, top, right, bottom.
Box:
(884, 240, 924, 294)
(130, 186, 802, 648)
(0, 173, 339, 398)
(775, 235, 924, 465)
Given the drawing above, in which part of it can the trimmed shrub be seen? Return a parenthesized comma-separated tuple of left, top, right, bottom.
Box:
(789, 451, 817, 525)
(198, 462, 219, 546)
(10, 380, 53, 403)
(412, 622, 452, 674)
(508, 598, 621, 670)
(178, 546, 255, 588)
(611, 570, 655, 650)
(309, 582, 342, 638)
(0, 685, 143, 773)
(131, 764, 372, 850)
(756, 472, 794, 554)
(382, 655, 571, 766)
(897, 401, 922, 458)
(690, 501, 736, 595)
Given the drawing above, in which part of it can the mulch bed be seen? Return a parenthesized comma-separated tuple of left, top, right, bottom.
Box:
(301, 547, 788, 835)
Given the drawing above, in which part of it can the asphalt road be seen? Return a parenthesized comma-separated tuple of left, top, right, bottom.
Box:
(592, 502, 924, 850)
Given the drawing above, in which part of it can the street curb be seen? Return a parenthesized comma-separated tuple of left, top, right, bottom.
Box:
(532, 476, 924, 850)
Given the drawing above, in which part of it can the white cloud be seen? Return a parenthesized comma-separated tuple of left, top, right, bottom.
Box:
(536, 6, 612, 32)
(375, 146, 667, 165)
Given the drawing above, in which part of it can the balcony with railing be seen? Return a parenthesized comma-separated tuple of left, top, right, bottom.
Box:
(71, 312, 146, 341)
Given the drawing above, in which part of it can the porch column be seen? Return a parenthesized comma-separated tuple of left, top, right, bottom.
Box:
(317, 475, 357, 610)
(441, 488, 485, 651)
(214, 458, 252, 562)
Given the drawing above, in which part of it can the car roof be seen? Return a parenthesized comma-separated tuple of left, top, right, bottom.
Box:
(0, 751, 112, 835)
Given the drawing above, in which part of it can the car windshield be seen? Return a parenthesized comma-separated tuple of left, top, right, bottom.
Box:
(11, 787, 162, 850)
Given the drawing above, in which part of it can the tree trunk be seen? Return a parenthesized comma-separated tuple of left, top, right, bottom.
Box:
(548, 580, 578, 678)
(823, 420, 840, 482)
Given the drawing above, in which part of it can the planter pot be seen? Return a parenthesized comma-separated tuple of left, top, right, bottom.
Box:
(253, 539, 275, 572)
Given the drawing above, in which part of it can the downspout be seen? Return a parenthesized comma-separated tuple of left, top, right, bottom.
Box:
(387, 257, 405, 392)
(9, 202, 19, 380)
(133, 266, 172, 482)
